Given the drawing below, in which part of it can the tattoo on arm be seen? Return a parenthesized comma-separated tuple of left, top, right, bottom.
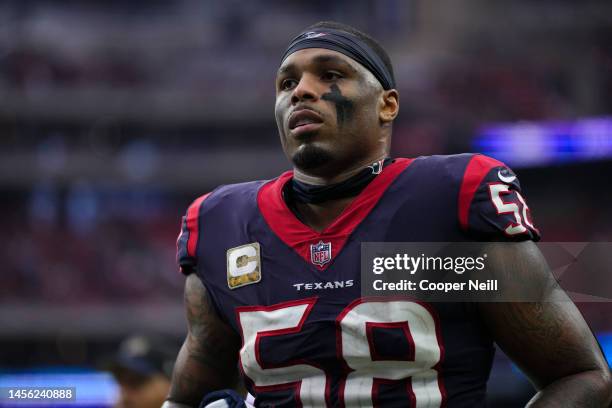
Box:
(479, 242, 611, 405)
(167, 274, 241, 406)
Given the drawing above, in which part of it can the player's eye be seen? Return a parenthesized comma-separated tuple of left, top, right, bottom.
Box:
(280, 78, 298, 91)
(322, 71, 343, 81)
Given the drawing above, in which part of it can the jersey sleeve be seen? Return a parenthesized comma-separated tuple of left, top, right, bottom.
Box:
(176, 193, 210, 275)
(458, 154, 540, 241)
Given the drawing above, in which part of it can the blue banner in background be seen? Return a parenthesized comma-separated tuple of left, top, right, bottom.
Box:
(473, 116, 612, 167)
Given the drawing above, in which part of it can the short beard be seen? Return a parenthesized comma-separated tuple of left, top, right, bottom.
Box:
(291, 145, 334, 171)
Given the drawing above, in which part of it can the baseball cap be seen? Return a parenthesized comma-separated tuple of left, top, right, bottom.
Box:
(106, 335, 178, 385)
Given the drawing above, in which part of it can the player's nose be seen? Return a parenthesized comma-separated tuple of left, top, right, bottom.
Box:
(291, 73, 319, 105)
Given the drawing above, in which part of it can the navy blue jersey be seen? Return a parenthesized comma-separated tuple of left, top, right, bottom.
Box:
(176, 154, 539, 408)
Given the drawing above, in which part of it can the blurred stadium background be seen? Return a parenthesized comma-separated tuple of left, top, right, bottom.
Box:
(0, 0, 611, 406)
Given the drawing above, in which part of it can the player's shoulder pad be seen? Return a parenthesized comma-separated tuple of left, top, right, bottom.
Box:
(409, 153, 478, 182)
(457, 153, 540, 241)
(175, 180, 265, 275)
(199, 180, 266, 212)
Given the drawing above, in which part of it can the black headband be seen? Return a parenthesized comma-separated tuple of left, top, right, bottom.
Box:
(281, 28, 395, 90)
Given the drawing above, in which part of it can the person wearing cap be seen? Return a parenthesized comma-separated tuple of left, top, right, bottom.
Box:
(108, 335, 176, 408)
(165, 21, 611, 407)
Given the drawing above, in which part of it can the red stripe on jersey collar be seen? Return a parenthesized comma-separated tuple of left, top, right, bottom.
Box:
(458, 155, 505, 231)
(257, 158, 413, 270)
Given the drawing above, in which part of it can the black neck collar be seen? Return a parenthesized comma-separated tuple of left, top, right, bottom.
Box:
(284, 158, 393, 205)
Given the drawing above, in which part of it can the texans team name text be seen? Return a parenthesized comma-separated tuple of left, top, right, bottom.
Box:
(293, 280, 354, 291)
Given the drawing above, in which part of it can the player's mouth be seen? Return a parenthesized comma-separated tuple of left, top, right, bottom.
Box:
(288, 108, 323, 136)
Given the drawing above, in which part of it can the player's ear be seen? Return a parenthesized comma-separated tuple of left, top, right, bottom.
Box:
(379, 89, 399, 124)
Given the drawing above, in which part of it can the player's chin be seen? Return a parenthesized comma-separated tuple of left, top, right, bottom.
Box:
(291, 143, 334, 171)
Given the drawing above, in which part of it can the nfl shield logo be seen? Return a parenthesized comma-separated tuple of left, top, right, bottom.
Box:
(310, 241, 332, 266)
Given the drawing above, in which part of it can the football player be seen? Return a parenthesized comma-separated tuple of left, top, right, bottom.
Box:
(164, 22, 611, 407)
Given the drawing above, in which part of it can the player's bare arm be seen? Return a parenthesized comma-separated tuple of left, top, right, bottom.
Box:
(164, 274, 241, 408)
(479, 242, 612, 407)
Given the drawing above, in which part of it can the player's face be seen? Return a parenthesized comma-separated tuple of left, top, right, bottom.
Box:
(275, 48, 387, 175)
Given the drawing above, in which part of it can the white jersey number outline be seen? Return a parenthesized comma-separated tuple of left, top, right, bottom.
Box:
(488, 182, 535, 236)
(237, 297, 444, 407)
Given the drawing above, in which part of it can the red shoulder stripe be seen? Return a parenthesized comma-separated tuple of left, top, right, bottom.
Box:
(186, 193, 210, 258)
(458, 155, 505, 231)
